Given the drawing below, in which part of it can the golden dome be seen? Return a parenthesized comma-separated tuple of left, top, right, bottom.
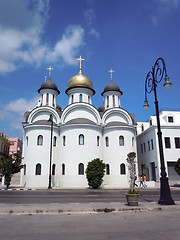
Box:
(67, 71, 93, 89)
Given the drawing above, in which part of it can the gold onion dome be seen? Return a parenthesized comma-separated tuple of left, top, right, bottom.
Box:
(68, 71, 93, 89)
(66, 56, 95, 94)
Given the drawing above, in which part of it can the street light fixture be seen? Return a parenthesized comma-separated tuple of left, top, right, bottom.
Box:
(48, 114, 53, 189)
(144, 57, 175, 205)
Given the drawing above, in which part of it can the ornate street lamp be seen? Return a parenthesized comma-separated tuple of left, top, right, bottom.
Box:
(48, 114, 53, 189)
(143, 57, 175, 205)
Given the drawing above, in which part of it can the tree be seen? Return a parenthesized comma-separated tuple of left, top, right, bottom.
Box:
(174, 158, 180, 176)
(86, 158, 106, 189)
(0, 153, 23, 189)
(126, 152, 137, 192)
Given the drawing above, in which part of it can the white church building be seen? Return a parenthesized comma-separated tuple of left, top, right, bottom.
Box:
(21, 57, 137, 189)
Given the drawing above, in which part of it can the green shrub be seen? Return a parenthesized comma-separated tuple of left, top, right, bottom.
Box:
(174, 159, 180, 176)
(86, 158, 106, 189)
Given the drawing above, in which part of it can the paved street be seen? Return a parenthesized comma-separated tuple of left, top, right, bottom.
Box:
(0, 211, 180, 240)
(0, 188, 180, 204)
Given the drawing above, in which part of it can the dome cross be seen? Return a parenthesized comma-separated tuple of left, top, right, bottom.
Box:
(76, 56, 85, 72)
(108, 68, 115, 81)
(47, 66, 54, 78)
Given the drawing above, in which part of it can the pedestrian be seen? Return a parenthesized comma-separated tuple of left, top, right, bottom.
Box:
(139, 175, 144, 187)
(143, 175, 147, 188)
(133, 176, 138, 187)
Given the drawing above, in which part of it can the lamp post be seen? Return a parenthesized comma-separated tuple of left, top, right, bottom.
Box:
(143, 57, 175, 205)
(48, 114, 53, 189)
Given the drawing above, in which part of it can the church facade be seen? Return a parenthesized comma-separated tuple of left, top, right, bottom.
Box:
(21, 58, 137, 189)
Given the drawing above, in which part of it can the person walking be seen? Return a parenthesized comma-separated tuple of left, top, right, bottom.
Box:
(139, 175, 144, 187)
(133, 176, 138, 187)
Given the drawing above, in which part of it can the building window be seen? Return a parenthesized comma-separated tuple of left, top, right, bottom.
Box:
(37, 135, 43, 146)
(53, 95, 55, 107)
(143, 143, 146, 152)
(62, 164, 65, 175)
(97, 136, 100, 146)
(149, 119, 152, 126)
(107, 96, 109, 108)
(24, 164, 26, 175)
(52, 164, 56, 175)
(78, 163, 84, 175)
(106, 164, 110, 175)
(119, 136, 124, 146)
(175, 137, 180, 148)
(141, 124, 144, 132)
(46, 93, 49, 105)
(53, 136, 57, 146)
(168, 116, 174, 123)
(132, 137, 135, 147)
(148, 141, 150, 151)
(71, 95, 74, 104)
(165, 137, 171, 148)
(79, 94, 82, 102)
(35, 163, 41, 175)
(105, 137, 109, 147)
(79, 134, 84, 145)
(63, 136, 66, 146)
(113, 95, 115, 107)
(120, 163, 126, 175)
(88, 95, 91, 104)
(151, 139, 154, 150)
(141, 144, 143, 154)
(118, 96, 120, 107)
(26, 136, 28, 146)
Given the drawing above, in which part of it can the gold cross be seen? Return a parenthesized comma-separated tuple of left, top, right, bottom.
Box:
(47, 66, 54, 78)
(76, 56, 85, 72)
(108, 68, 115, 81)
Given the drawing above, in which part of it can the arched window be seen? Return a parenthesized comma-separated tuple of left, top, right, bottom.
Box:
(78, 163, 84, 175)
(97, 136, 100, 146)
(26, 136, 28, 146)
(52, 164, 56, 175)
(106, 164, 110, 175)
(107, 96, 109, 108)
(53, 136, 57, 146)
(120, 163, 126, 175)
(79, 94, 82, 102)
(88, 95, 91, 104)
(24, 164, 26, 175)
(113, 95, 115, 107)
(35, 163, 41, 175)
(105, 137, 109, 147)
(37, 135, 43, 146)
(119, 136, 124, 146)
(63, 136, 66, 146)
(79, 134, 84, 145)
(53, 95, 55, 106)
(71, 95, 74, 104)
(46, 93, 49, 105)
(118, 96, 120, 107)
(132, 137, 135, 147)
(62, 164, 65, 175)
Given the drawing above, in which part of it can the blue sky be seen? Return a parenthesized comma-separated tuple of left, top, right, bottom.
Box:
(0, 0, 180, 139)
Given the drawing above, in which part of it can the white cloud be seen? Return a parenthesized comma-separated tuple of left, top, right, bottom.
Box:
(83, 8, 96, 26)
(0, 96, 40, 132)
(0, 0, 85, 74)
(88, 28, 100, 40)
(46, 25, 85, 65)
(5, 96, 40, 115)
(151, 0, 179, 25)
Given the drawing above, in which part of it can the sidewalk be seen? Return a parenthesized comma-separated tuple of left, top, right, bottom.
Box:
(0, 201, 180, 215)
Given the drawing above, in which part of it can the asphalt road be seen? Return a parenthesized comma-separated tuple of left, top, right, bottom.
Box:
(0, 211, 180, 240)
(0, 188, 180, 204)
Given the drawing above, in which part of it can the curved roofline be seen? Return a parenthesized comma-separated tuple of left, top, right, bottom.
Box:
(65, 86, 95, 95)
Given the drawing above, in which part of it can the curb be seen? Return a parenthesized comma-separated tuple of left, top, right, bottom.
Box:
(0, 202, 180, 215)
